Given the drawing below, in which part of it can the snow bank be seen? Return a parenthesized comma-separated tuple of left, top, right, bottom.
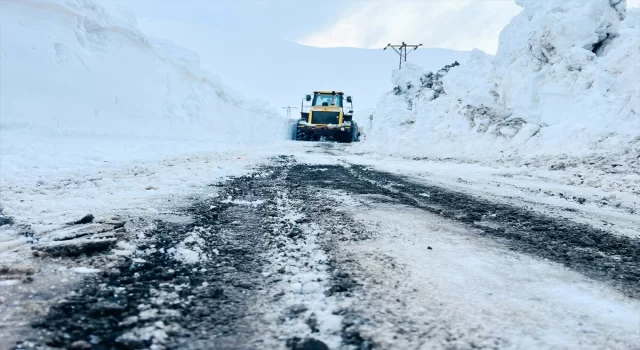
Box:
(0, 0, 288, 141)
(0, 0, 289, 227)
(359, 0, 639, 168)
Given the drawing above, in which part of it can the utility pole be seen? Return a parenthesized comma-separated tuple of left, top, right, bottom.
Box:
(384, 42, 422, 70)
(282, 106, 297, 117)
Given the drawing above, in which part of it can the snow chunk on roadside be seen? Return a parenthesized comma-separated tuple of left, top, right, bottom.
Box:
(221, 199, 265, 207)
(167, 228, 207, 264)
(0, 279, 21, 286)
(71, 267, 101, 274)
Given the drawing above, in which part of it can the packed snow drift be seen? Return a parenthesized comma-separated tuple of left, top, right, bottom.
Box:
(358, 0, 639, 176)
(0, 0, 290, 226)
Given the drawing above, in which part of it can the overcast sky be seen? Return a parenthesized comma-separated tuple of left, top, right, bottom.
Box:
(111, 0, 640, 54)
(298, 0, 522, 53)
(109, 0, 517, 54)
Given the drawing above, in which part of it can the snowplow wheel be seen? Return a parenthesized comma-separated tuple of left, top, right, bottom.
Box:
(337, 133, 350, 143)
(295, 129, 306, 141)
(338, 128, 355, 143)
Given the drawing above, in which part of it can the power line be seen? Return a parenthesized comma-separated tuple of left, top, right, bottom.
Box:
(282, 106, 297, 117)
(384, 42, 422, 70)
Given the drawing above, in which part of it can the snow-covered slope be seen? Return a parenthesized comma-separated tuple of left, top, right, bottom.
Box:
(358, 0, 639, 175)
(0, 0, 289, 226)
(0, 0, 289, 141)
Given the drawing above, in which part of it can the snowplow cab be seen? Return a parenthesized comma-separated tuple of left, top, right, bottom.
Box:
(295, 91, 358, 143)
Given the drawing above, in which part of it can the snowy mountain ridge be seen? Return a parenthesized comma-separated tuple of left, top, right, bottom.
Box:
(358, 0, 639, 173)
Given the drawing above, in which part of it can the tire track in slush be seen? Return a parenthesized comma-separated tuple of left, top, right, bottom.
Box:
(297, 163, 640, 298)
(17, 164, 279, 349)
(252, 161, 372, 350)
(15, 157, 372, 350)
(15, 158, 639, 349)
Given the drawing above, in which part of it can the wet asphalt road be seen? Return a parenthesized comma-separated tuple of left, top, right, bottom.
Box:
(14, 155, 640, 350)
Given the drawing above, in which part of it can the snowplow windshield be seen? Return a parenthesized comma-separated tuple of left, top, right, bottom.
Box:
(312, 94, 343, 107)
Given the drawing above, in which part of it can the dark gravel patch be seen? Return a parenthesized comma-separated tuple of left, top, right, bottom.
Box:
(15, 157, 376, 349)
(0, 207, 34, 237)
(0, 214, 14, 227)
(15, 166, 285, 350)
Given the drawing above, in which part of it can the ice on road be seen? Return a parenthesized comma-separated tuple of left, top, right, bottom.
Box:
(343, 203, 640, 349)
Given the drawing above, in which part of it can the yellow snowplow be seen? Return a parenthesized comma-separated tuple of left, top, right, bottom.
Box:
(295, 91, 359, 143)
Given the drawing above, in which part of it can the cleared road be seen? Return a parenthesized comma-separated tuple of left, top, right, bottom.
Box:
(15, 147, 640, 350)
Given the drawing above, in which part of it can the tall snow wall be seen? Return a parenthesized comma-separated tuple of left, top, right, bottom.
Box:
(359, 0, 639, 164)
(0, 0, 289, 142)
